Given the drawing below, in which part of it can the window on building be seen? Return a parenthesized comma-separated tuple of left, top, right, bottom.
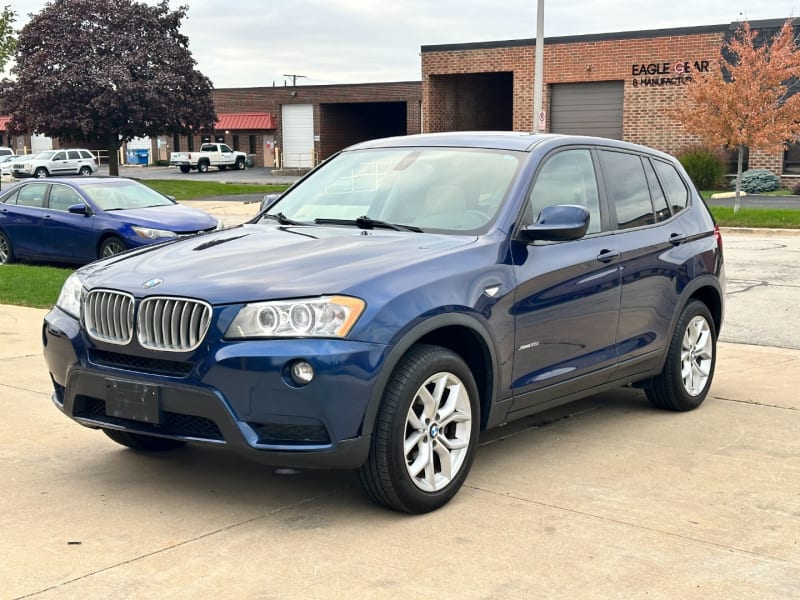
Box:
(232, 135, 240, 151)
(598, 150, 654, 230)
(721, 146, 749, 174)
(173, 134, 180, 153)
(784, 142, 800, 175)
(249, 135, 257, 155)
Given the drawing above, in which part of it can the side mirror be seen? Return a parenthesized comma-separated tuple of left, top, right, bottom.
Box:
(68, 203, 92, 216)
(521, 204, 590, 242)
(261, 193, 282, 212)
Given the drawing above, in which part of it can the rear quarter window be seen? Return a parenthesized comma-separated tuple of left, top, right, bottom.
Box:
(653, 160, 690, 214)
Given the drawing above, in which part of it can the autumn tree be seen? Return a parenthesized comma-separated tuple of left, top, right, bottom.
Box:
(0, 0, 216, 176)
(678, 19, 800, 212)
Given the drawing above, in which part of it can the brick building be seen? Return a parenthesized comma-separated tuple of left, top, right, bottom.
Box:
(421, 18, 798, 181)
(171, 81, 422, 169)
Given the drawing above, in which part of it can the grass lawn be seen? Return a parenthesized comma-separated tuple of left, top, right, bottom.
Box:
(141, 179, 290, 200)
(0, 264, 74, 308)
(709, 206, 800, 228)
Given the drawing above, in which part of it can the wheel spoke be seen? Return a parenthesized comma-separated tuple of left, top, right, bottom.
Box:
(404, 430, 424, 456)
(433, 442, 453, 481)
(407, 442, 431, 479)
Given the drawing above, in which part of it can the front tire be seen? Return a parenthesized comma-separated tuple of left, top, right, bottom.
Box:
(358, 344, 480, 513)
(0, 231, 14, 264)
(99, 235, 126, 259)
(235, 157, 245, 170)
(646, 300, 716, 411)
(103, 429, 186, 451)
(197, 161, 209, 173)
(34, 167, 48, 178)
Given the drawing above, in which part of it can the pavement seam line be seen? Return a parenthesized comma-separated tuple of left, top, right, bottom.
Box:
(11, 492, 336, 600)
(463, 484, 799, 567)
(714, 395, 798, 411)
(0, 384, 50, 396)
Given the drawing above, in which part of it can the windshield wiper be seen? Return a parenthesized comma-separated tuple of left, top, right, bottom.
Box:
(314, 216, 423, 233)
(263, 212, 305, 226)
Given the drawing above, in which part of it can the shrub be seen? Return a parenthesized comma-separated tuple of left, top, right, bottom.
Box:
(730, 169, 781, 194)
(677, 146, 725, 189)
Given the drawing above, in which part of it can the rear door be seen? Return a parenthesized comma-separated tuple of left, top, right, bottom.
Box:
(597, 149, 688, 379)
(0, 183, 47, 257)
(510, 147, 621, 412)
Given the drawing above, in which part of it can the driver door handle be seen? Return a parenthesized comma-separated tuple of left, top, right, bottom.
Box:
(596, 249, 620, 263)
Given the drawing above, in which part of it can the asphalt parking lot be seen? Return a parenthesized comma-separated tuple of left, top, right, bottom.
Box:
(1, 200, 799, 597)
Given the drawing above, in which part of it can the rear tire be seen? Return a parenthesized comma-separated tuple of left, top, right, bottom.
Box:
(179, 165, 190, 173)
(78, 166, 92, 176)
(646, 300, 716, 411)
(0, 231, 14, 264)
(358, 344, 480, 513)
(103, 429, 186, 451)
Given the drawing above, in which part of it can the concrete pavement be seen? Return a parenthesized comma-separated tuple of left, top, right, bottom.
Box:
(1, 303, 798, 598)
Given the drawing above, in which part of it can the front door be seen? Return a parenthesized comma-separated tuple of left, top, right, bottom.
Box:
(510, 148, 621, 412)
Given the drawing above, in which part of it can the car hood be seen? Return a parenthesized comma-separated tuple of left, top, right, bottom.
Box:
(80, 223, 476, 304)
(107, 204, 218, 232)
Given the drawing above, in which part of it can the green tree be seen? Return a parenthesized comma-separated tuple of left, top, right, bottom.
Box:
(678, 19, 800, 212)
(0, 0, 216, 175)
(0, 5, 16, 74)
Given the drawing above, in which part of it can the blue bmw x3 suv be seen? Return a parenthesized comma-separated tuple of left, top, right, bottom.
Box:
(43, 132, 725, 513)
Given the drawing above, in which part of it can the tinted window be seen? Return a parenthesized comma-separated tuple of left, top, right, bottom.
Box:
(67, 151, 80, 160)
(48, 185, 83, 211)
(220, 144, 233, 153)
(654, 160, 689, 214)
(599, 150, 654, 230)
(527, 149, 602, 233)
(643, 159, 671, 222)
(52, 151, 66, 161)
(79, 150, 93, 159)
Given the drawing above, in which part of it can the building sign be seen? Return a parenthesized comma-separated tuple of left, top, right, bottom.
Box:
(631, 60, 710, 87)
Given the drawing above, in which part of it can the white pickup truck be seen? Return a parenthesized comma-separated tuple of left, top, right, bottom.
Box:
(170, 143, 248, 173)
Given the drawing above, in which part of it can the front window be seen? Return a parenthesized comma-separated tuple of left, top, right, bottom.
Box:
(80, 181, 175, 211)
(262, 147, 522, 233)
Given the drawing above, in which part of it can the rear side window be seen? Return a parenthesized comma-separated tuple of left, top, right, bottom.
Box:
(598, 150, 654, 230)
(67, 151, 80, 160)
(17, 184, 46, 208)
(527, 149, 602, 234)
(643, 159, 672, 223)
(653, 160, 689, 214)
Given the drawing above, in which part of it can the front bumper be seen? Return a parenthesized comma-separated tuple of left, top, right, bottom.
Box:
(43, 306, 386, 470)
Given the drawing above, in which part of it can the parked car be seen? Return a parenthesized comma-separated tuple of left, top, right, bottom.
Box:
(43, 133, 725, 513)
(0, 177, 218, 264)
(13, 149, 98, 178)
(0, 146, 14, 157)
(1, 153, 30, 178)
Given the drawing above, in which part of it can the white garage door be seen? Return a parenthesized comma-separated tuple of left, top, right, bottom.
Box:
(31, 134, 53, 154)
(281, 104, 314, 168)
(550, 81, 624, 139)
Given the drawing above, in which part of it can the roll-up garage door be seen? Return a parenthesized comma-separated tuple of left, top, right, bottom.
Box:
(550, 82, 624, 139)
(281, 104, 314, 168)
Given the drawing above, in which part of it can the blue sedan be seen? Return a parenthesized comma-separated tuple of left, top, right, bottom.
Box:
(0, 177, 218, 264)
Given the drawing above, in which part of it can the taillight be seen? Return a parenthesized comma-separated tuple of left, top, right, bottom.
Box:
(714, 224, 723, 252)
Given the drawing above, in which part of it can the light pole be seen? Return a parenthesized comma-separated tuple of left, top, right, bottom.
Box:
(533, 0, 544, 133)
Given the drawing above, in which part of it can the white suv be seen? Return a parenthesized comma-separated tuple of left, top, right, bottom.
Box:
(14, 149, 98, 178)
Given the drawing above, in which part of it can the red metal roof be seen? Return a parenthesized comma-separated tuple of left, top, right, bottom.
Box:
(215, 113, 276, 131)
(0, 116, 10, 129)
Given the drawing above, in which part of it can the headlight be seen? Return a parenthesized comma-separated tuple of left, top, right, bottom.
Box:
(131, 226, 178, 240)
(224, 296, 366, 339)
(56, 273, 84, 318)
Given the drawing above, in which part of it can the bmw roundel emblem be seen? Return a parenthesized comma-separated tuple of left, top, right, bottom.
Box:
(142, 278, 164, 289)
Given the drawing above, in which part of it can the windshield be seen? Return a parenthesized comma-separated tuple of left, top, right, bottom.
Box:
(34, 151, 56, 160)
(81, 180, 175, 211)
(262, 147, 522, 233)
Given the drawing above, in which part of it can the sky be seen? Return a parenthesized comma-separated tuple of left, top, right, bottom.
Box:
(3, 0, 800, 88)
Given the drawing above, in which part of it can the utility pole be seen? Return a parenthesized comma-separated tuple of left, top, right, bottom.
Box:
(283, 74, 307, 86)
(533, 0, 544, 133)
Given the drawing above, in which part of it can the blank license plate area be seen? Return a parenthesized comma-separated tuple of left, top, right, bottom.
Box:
(105, 378, 161, 424)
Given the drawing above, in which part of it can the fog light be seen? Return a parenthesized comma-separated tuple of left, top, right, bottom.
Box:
(290, 360, 315, 385)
